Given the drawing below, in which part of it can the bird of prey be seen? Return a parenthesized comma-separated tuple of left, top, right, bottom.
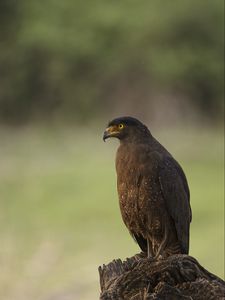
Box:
(103, 116, 192, 258)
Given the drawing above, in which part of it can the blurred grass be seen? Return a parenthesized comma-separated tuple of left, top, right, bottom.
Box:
(0, 125, 224, 300)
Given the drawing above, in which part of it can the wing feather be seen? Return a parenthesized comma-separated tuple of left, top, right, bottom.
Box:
(159, 156, 191, 254)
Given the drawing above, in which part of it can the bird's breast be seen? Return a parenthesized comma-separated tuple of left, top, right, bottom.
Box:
(115, 145, 167, 237)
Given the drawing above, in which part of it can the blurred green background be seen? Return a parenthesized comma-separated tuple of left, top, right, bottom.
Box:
(0, 1, 224, 299)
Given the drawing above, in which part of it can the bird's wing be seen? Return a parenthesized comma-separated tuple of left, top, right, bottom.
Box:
(159, 156, 191, 254)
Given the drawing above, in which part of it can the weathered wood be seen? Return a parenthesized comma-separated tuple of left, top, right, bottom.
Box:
(99, 253, 225, 299)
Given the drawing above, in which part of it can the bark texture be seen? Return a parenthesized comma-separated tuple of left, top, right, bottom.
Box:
(99, 253, 225, 300)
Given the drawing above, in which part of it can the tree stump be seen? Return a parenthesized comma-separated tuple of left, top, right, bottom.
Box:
(99, 253, 225, 299)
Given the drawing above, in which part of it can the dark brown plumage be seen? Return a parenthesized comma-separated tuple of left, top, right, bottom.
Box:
(103, 116, 192, 258)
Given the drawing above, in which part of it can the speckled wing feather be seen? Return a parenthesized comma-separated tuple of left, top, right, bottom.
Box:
(159, 157, 191, 254)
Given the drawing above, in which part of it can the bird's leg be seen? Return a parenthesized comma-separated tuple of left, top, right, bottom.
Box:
(147, 239, 153, 258)
(155, 224, 169, 259)
(146, 239, 154, 296)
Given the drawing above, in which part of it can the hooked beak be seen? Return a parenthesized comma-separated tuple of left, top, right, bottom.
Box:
(103, 126, 119, 142)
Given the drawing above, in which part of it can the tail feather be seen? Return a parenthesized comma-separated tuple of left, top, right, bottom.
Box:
(133, 234, 147, 253)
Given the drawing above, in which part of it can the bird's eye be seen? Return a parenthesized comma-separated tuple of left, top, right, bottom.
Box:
(118, 124, 124, 129)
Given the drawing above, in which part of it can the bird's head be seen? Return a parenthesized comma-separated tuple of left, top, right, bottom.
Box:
(103, 116, 151, 143)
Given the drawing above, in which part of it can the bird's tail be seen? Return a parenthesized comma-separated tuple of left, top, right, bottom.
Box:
(133, 234, 147, 253)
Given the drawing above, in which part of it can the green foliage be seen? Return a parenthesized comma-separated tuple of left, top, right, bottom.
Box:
(0, 0, 223, 123)
(0, 127, 223, 299)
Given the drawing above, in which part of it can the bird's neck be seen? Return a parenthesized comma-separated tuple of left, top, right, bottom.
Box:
(120, 132, 152, 145)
